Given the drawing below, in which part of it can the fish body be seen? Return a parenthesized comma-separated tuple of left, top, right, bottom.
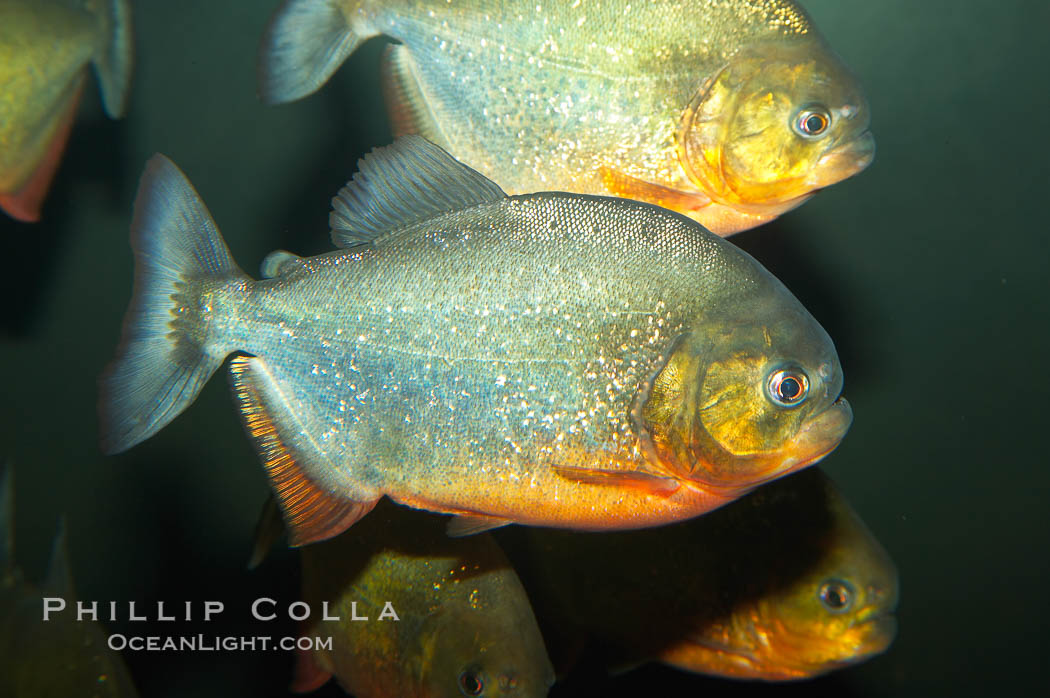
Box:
(100, 138, 850, 544)
(0, 464, 139, 697)
(260, 0, 873, 234)
(285, 499, 554, 696)
(0, 0, 132, 222)
(506, 468, 898, 681)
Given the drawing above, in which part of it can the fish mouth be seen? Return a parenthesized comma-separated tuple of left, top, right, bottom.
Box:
(777, 397, 853, 474)
(854, 613, 898, 655)
(807, 131, 876, 189)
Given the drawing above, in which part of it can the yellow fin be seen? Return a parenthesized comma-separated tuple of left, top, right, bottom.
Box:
(599, 166, 711, 214)
(229, 356, 378, 546)
(552, 466, 681, 498)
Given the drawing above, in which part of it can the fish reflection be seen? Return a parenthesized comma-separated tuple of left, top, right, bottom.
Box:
(506, 468, 898, 681)
(0, 0, 132, 222)
(258, 0, 873, 234)
(0, 464, 139, 697)
(253, 498, 554, 697)
(99, 137, 850, 543)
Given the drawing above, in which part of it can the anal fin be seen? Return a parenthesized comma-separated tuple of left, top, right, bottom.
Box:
(0, 78, 85, 222)
(229, 356, 378, 546)
(599, 166, 711, 216)
(552, 465, 681, 498)
(380, 44, 449, 148)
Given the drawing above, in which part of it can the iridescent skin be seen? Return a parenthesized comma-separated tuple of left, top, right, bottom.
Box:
(205, 191, 850, 529)
(507, 468, 898, 681)
(299, 501, 554, 697)
(330, 0, 873, 234)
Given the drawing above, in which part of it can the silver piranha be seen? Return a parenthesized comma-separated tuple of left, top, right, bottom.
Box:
(258, 0, 873, 234)
(99, 137, 850, 546)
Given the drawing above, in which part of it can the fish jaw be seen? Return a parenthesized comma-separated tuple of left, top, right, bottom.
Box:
(664, 597, 895, 681)
(806, 130, 876, 190)
(777, 396, 853, 473)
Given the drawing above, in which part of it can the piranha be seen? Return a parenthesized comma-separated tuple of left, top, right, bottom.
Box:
(0, 464, 139, 697)
(253, 498, 554, 696)
(0, 0, 133, 222)
(257, 0, 873, 235)
(99, 137, 851, 545)
(506, 468, 898, 681)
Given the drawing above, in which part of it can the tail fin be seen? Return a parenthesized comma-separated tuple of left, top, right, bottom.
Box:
(91, 0, 134, 118)
(257, 0, 371, 105)
(99, 155, 247, 455)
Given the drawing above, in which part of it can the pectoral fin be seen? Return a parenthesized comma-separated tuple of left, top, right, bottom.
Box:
(552, 465, 681, 497)
(229, 356, 378, 546)
(446, 513, 512, 537)
(599, 166, 711, 215)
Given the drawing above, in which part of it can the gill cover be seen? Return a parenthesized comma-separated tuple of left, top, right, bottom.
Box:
(678, 43, 872, 211)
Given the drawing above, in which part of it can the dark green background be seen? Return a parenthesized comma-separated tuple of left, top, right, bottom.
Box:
(2, 1, 1046, 695)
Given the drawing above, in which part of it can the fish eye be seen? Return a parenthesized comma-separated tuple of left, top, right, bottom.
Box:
(766, 367, 809, 407)
(794, 107, 831, 137)
(459, 670, 484, 696)
(818, 579, 854, 612)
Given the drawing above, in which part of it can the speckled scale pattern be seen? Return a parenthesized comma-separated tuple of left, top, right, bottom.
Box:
(212, 193, 777, 523)
(356, 0, 817, 194)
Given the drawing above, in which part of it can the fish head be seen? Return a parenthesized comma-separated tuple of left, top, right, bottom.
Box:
(416, 595, 555, 697)
(638, 286, 851, 494)
(665, 472, 898, 680)
(736, 481, 899, 678)
(677, 41, 873, 226)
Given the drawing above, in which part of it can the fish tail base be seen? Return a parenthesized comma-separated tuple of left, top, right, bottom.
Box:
(99, 155, 247, 454)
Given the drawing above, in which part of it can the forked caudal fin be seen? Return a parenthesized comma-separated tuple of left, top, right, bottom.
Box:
(98, 155, 248, 454)
(258, 0, 374, 105)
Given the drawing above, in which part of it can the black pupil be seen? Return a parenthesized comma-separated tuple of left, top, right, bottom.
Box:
(823, 585, 846, 608)
(460, 672, 483, 695)
(805, 114, 826, 133)
(779, 376, 801, 400)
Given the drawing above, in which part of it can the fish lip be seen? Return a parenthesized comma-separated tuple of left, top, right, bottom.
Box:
(849, 611, 898, 657)
(771, 396, 853, 477)
(807, 131, 876, 189)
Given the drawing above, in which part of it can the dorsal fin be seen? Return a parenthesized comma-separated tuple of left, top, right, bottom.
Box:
(43, 518, 75, 597)
(329, 136, 505, 248)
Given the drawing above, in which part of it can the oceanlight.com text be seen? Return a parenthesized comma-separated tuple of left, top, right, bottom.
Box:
(107, 634, 333, 652)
